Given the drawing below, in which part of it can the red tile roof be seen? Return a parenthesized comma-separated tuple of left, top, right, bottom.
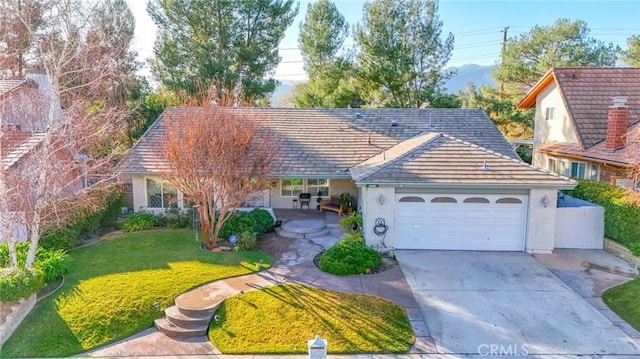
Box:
(518, 67, 640, 148)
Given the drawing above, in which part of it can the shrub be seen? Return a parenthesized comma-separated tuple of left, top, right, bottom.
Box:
(39, 228, 79, 252)
(236, 231, 258, 251)
(34, 248, 73, 282)
(247, 209, 274, 234)
(343, 232, 365, 244)
(122, 213, 155, 232)
(69, 186, 124, 234)
(340, 212, 363, 234)
(319, 239, 381, 276)
(0, 267, 45, 302)
(567, 180, 640, 255)
(166, 208, 192, 229)
(218, 212, 256, 239)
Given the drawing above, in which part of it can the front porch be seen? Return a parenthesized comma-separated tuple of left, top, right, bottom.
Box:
(272, 209, 345, 240)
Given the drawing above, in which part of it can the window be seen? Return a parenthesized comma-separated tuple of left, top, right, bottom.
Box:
(545, 107, 555, 120)
(547, 158, 566, 176)
(431, 197, 457, 203)
(463, 197, 490, 203)
(496, 197, 523, 204)
(570, 162, 586, 179)
(146, 178, 177, 208)
(281, 178, 303, 197)
(307, 179, 329, 196)
(399, 196, 425, 203)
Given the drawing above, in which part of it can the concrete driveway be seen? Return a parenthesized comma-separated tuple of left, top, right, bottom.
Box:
(396, 250, 640, 356)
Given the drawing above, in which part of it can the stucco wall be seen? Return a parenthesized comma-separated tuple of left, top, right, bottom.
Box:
(525, 188, 558, 254)
(361, 186, 396, 250)
(533, 83, 577, 168)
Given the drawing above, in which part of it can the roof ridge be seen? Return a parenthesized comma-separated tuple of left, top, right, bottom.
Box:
(440, 133, 575, 182)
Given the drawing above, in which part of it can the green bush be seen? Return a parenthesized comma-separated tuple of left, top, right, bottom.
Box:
(0, 242, 28, 268)
(69, 186, 124, 234)
(247, 209, 274, 234)
(122, 213, 155, 232)
(340, 212, 363, 234)
(343, 232, 365, 244)
(39, 227, 79, 251)
(34, 248, 73, 282)
(166, 208, 192, 229)
(236, 231, 258, 251)
(0, 267, 45, 302)
(567, 180, 640, 255)
(219, 212, 256, 239)
(319, 239, 381, 276)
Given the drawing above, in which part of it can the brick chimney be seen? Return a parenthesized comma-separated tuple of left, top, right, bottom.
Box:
(606, 96, 629, 150)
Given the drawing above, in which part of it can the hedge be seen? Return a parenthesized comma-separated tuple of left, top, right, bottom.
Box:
(567, 180, 640, 255)
(319, 237, 381, 275)
(0, 267, 44, 302)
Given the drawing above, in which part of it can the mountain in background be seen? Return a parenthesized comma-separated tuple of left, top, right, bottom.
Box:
(444, 64, 496, 94)
(270, 64, 496, 106)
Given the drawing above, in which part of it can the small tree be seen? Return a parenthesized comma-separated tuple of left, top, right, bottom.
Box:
(162, 102, 281, 248)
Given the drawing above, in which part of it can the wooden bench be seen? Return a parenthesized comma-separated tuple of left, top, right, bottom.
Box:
(319, 196, 344, 216)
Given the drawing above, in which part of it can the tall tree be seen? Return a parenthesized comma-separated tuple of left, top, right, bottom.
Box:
(495, 18, 618, 97)
(0, 0, 44, 78)
(148, 0, 298, 105)
(625, 35, 640, 67)
(294, 0, 361, 108)
(354, 0, 454, 108)
(163, 103, 281, 248)
(1, 0, 129, 268)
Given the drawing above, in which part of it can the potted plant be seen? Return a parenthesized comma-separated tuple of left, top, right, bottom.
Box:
(339, 192, 355, 215)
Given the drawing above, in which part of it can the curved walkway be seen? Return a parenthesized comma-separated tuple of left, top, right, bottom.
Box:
(86, 232, 432, 357)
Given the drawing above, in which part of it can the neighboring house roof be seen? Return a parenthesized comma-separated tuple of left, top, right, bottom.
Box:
(1, 132, 47, 170)
(518, 67, 640, 149)
(351, 132, 574, 188)
(0, 79, 26, 97)
(119, 107, 519, 177)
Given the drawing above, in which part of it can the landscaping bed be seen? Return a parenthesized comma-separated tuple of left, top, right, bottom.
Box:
(1, 229, 272, 358)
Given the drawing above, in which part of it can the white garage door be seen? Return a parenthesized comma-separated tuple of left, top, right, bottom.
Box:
(394, 193, 528, 251)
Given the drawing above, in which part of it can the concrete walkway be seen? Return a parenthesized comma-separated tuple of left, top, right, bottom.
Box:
(87, 225, 431, 357)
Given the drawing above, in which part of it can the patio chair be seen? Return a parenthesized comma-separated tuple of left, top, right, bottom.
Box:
(299, 193, 311, 210)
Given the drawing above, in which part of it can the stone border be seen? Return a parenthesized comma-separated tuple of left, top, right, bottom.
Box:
(604, 238, 640, 268)
(37, 276, 65, 302)
(1, 294, 36, 346)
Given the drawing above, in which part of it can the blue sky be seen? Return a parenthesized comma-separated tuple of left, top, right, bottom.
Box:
(127, 0, 640, 81)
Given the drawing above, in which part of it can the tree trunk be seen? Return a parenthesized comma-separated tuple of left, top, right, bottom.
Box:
(25, 212, 40, 268)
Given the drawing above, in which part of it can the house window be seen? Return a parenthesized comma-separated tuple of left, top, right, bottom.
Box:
(281, 178, 303, 197)
(307, 179, 329, 196)
(146, 178, 177, 208)
(547, 158, 566, 176)
(545, 107, 555, 120)
(569, 161, 598, 180)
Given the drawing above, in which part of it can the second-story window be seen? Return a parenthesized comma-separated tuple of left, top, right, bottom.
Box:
(545, 107, 555, 120)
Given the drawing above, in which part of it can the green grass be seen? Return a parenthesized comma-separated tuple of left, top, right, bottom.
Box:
(603, 276, 640, 331)
(208, 284, 414, 354)
(2, 229, 272, 358)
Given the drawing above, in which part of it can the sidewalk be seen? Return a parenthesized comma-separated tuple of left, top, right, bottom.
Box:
(86, 231, 430, 357)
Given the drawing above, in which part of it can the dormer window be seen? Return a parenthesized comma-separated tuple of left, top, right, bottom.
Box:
(545, 107, 555, 121)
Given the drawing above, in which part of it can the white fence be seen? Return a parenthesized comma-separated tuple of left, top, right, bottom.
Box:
(554, 195, 604, 249)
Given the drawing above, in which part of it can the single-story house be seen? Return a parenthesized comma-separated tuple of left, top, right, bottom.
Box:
(517, 67, 640, 189)
(118, 107, 575, 253)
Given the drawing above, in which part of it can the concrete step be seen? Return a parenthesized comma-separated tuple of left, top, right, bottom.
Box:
(175, 292, 224, 316)
(275, 226, 331, 239)
(154, 317, 208, 338)
(165, 305, 213, 327)
(280, 219, 326, 234)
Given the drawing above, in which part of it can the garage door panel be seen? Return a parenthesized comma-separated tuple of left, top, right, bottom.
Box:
(395, 193, 527, 251)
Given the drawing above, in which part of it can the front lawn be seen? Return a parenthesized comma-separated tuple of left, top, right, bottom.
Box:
(208, 284, 414, 354)
(2, 229, 272, 358)
(603, 276, 640, 331)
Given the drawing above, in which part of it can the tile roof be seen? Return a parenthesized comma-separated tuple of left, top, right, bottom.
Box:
(2, 133, 47, 170)
(119, 107, 520, 178)
(0, 79, 26, 97)
(350, 132, 575, 188)
(519, 67, 640, 148)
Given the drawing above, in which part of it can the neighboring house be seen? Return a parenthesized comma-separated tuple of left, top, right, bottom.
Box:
(517, 67, 640, 188)
(119, 107, 576, 254)
(1, 75, 76, 243)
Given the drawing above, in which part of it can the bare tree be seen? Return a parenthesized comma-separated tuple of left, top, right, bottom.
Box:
(625, 125, 640, 202)
(0, 0, 129, 268)
(162, 102, 281, 248)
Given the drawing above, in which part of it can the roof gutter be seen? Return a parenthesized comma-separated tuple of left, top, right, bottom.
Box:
(354, 181, 576, 191)
(537, 148, 631, 168)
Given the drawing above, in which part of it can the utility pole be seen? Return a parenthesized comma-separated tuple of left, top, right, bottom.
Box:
(499, 26, 510, 97)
